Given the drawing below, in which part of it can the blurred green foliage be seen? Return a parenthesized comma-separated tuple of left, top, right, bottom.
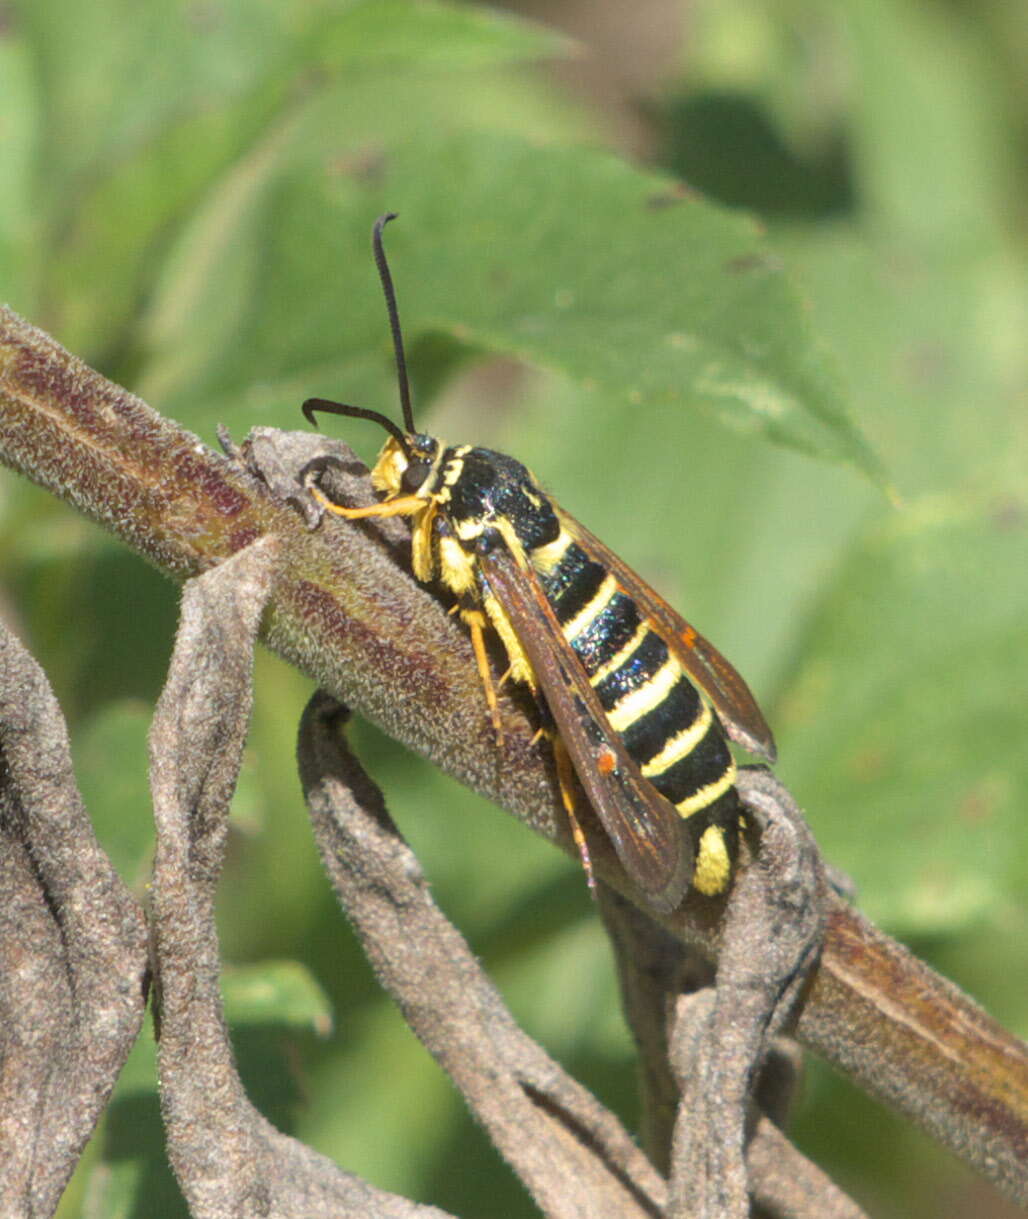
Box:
(0, 1, 1024, 1216)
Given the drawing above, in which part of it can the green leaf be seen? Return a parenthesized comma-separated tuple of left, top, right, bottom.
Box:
(75, 700, 155, 888)
(77, 1034, 184, 1219)
(0, 22, 39, 311)
(307, 0, 571, 70)
(27, 0, 566, 356)
(844, 0, 1011, 246)
(770, 224, 1028, 505)
(21, 0, 303, 203)
(386, 135, 881, 480)
(776, 502, 1028, 934)
(148, 130, 881, 483)
(222, 960, 333, 1036)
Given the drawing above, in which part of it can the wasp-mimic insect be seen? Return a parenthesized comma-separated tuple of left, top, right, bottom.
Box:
(301, 214, 775, 912)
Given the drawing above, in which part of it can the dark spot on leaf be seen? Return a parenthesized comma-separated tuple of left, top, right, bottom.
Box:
(724, 252, 783, 275)
(327, 145, 388, 184)
(988, 498, 1024, 532)
(646, 183, 697, 209)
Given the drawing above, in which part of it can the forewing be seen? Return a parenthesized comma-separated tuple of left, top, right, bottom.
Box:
(561, 512, 776, 762)
(477, 542, 693, 912)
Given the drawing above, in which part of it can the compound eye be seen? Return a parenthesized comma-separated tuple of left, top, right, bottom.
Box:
(401, 459, 432, 492)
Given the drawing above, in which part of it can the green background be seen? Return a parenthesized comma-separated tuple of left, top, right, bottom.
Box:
(1, 1, 1024, 1215)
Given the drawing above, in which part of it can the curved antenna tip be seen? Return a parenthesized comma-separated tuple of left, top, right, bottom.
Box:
(302, 398, 410, 452)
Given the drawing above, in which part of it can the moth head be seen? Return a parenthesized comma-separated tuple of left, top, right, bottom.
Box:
(371, 433, 441, 497)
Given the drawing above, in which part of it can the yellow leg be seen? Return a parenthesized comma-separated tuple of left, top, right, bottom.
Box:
(462, 609, 504, 745)
(553, 735, 595, 894)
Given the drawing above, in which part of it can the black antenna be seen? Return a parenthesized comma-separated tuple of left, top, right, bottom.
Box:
(301, 398, 408, 449)
(301, 212, 416, 452)
(372, 212, 415, 435)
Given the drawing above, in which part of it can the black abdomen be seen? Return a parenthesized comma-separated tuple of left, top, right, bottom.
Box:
(532, 533, 737, 824)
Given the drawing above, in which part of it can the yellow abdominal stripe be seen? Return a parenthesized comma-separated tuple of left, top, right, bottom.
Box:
(587, 621, 647, 687)
(606, 656, 679, 732)
(675, 757, 736, 818)
(530, 528, 574, 575)
(561, 572, 618, 642)
(640, 701, 713, 778)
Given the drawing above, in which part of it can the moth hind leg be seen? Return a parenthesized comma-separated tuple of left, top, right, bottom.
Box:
(552, 733, 596, 893)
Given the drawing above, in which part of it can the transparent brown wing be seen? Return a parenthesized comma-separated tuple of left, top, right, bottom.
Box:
(477, 540, 693, 912)
(560, 511, 776, 763)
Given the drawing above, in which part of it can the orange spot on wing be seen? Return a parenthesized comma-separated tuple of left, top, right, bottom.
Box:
(598, 749, 617, 775)
(681, 626, 697, 647)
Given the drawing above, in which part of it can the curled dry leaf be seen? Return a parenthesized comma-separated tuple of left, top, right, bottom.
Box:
(149, 542, 448, 1218)
(665, 769, 864, 1219)
(298, 690, 667, 1219)
(0, 624, 148, 1215)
